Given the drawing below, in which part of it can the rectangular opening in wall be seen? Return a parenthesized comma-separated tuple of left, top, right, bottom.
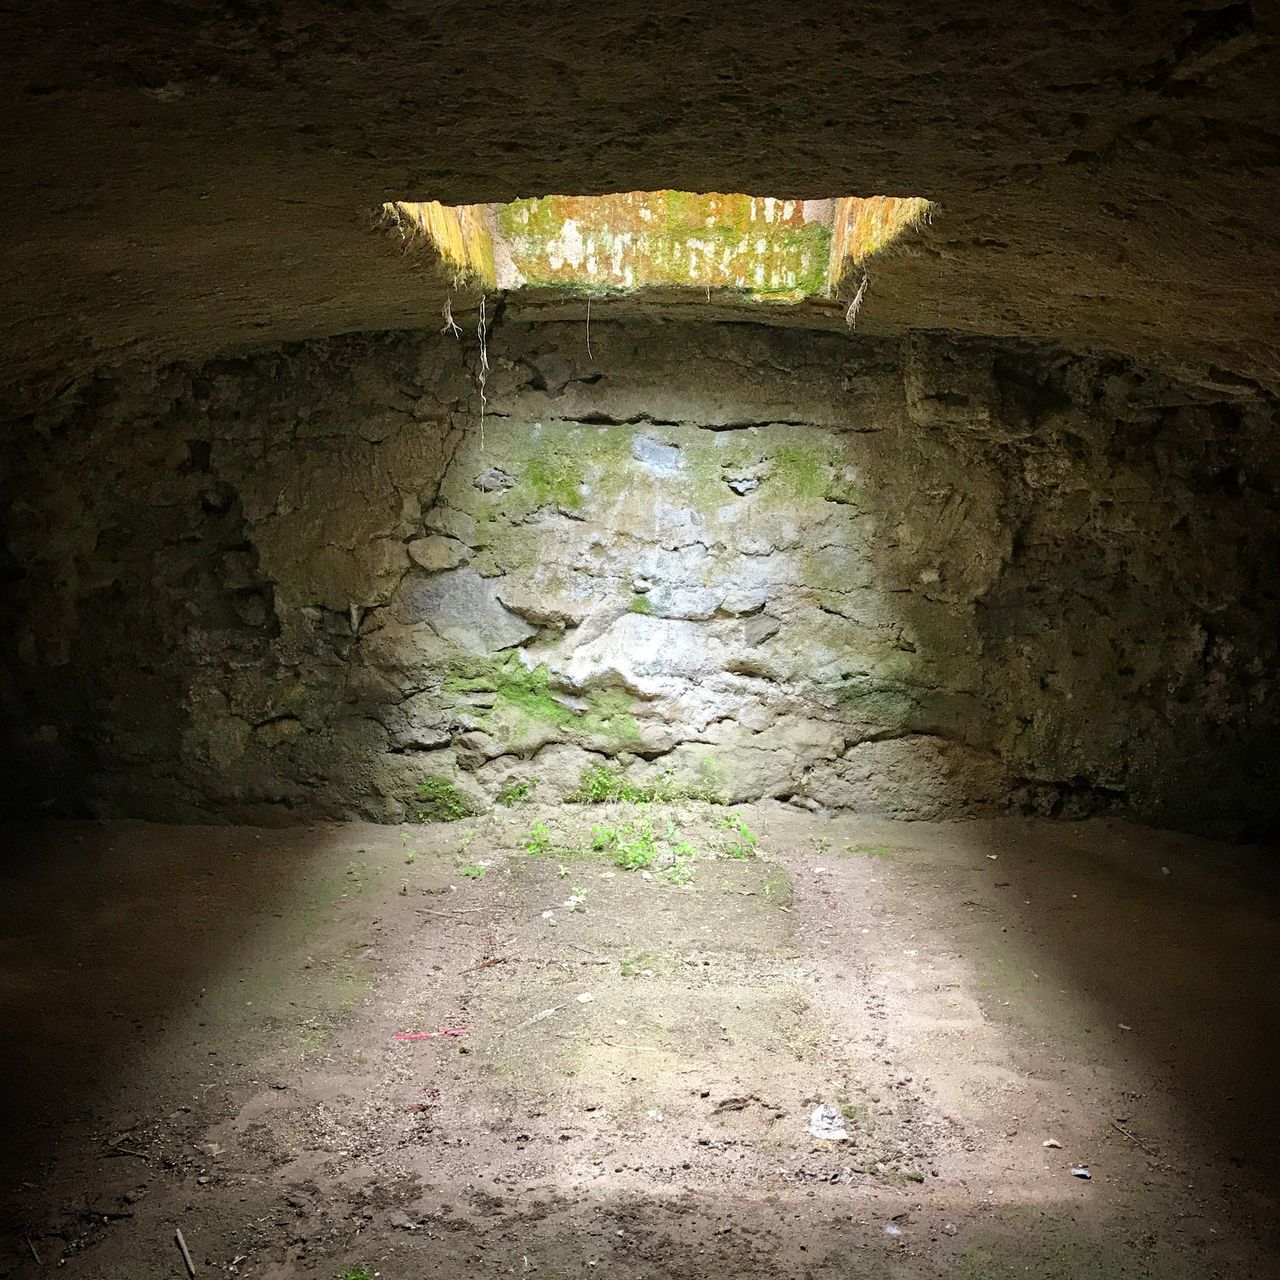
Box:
(382, 191, 932, 302)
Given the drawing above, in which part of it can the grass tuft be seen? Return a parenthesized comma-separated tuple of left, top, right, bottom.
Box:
(415, 775, 474, 823)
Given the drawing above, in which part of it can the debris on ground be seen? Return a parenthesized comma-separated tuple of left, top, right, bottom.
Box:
(393, 1027, 470, 1041)
(807, 1103, 850, 1141)
(1043, 1138, 1062, 1148)
(519, 1006, 561, 1028)
(174, 1227, 196, 1278)
(1071, 1167, 1092, 1179)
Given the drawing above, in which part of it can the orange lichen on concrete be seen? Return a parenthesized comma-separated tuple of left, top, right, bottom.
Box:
(828, 196, 933, 282)
(384, 200, 497, 286)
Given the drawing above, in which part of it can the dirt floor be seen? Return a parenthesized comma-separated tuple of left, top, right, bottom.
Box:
(1, 803, 1278, 1279)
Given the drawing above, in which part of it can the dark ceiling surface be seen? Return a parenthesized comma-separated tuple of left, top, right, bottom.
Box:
(2, 1, 1278, 396)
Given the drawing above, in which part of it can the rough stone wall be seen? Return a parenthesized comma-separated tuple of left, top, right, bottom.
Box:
(2, 321, 1278, 836)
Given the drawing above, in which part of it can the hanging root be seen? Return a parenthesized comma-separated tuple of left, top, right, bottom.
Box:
(442, 297, 462, 338)
(585, 298, 592, 360)
(844, 273, 869, 327)
(476, 294, 490, 450)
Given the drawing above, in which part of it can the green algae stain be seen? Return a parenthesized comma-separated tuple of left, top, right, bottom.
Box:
(770, 445, 829, 499)
(444, 654, 640, 748)
(578, 689, 641, 744)
(524, 455, 582, 509)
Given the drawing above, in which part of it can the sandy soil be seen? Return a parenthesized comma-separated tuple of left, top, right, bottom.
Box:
(1, 804, 1278, 1278)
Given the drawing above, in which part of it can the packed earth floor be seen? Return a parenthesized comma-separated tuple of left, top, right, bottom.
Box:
(2, 803, 1278, 1279)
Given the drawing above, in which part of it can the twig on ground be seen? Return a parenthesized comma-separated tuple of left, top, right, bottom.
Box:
(1111, 1118, 1160, 1158)
(24, 1235, 40, 1265)
(514, 1004, 563, 1030)
(175, 1226, 197, 1277)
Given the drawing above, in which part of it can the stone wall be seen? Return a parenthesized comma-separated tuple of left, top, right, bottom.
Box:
(2, 320, 1278, 836)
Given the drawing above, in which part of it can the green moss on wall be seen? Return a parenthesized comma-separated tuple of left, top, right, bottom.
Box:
(524, 456, 582, 509)
(443, 654, 641, 747)
(770, 445, 830, 499)
(578, 689, 641, 743)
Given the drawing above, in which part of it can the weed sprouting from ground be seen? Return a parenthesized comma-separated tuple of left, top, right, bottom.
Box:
(460, 864, 487, 879)
(340, 1269, 376, 1280)
(591, 815, 701, 878)
(719, 812, 759, 859)
(843, 841, 902, 858)
(573, 763, 650, 803)
(570, 762, 723, 804)
(592, 817, 659, 869)
(524, 821, 553, 856)
(415, 775, 474, 822)
(496, 778, 537, 806)
(402, 832, 416, 865)
(664, 858, 695, 886)
(515, 803, 720, 882)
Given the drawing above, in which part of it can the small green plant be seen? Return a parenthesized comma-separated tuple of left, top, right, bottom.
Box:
(571, 761, 723, 804)
(810, 834, 831, 854)
(663, 859, 694, 886)
(460, 864, 487, 879)
(572, 762, 648, 803)
(592, 816, 659, 870)
(416, 775, 473, 822)
(843, 841, 897, 858)
(760, 865, 793, 905)
(496, 778, 536, 806)
(402, 831, 416, 865)
(340, 1269, 375, 1280)
(719, 812, 758, 859)
(621, 951, 668, 977)
(524, 820, 552, 856)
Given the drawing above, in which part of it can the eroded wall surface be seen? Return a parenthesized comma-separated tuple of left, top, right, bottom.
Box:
(3, 321, 1277, 835)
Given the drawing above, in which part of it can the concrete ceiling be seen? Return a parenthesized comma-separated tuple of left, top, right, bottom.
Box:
(3, 1, 1278, 398)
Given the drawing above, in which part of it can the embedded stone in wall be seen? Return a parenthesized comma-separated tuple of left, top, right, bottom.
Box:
(397, 568, 538, 653)
(407, 534, 471, 573)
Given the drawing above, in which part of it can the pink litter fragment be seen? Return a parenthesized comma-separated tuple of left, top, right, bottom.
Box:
(394, 1027, 470, 1041)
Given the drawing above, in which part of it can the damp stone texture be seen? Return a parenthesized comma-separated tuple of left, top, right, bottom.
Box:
(2, 320, 1277, 836)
